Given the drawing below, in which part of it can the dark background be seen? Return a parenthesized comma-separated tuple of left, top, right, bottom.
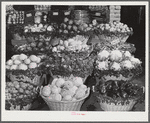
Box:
(121, 6, 145, 69)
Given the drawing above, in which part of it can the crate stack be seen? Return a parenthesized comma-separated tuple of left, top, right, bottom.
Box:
(109, 5, 121, 22)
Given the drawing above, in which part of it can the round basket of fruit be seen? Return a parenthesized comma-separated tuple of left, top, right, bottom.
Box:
(93, 49, 143, 83)
(94, 80, 145, 111)
(5, 80, 38, 110)
(94, 21, 133, 45)
(40, 76, 90, 111)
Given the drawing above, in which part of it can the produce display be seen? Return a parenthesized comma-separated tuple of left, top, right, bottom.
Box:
(40, 76, 90, 110)
(5, 80, 38, 110)
(58, 17, 93, 39)
(41, 76, 89, 101)
(14, 38, 52, 54)
(92, 20, 144, 111)
(43, 35, 96, 78)
(94, 80, 144, 111)
(6, 6, 145, 111)
(94, 21, 133, 45)
(94, 49, 142, 81)
(24, 23, 54, 33)
(6, 54, 42, 70)
(6, 54, 44, 110)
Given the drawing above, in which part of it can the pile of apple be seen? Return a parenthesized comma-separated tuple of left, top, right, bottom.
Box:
(41, 77, 89, 101)
(24, 23, 54, 33)
(16, 39, 52, 53)
(58, 17, 92, 35)
(52, 35, 90, 52)
(6, 54, 41, 70)
(97, 21, 133, 34)
(6, 80, 38, 101)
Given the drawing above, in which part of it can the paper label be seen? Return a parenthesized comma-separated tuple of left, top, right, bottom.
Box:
(53, 12, 58, 15)
(26, 13, 32, 17)
(95, 13, 101, 16)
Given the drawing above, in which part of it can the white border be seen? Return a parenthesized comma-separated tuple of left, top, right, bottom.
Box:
(1, 1, 149, 122)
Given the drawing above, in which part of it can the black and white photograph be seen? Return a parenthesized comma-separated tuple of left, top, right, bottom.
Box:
(1, 1, 149, 122)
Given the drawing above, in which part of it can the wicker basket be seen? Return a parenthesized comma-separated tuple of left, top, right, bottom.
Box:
(95, 74, 134, 85)
(97, 96, 137, 111)
(6, 99, 32, 110)
(52, 74, 89, 84)
(9, 103, 32, 110)
(40, 87, 90, 111)
(98, 34, 129, 44)
(7, 73, 41, 86)
(101, 74, 134, 82)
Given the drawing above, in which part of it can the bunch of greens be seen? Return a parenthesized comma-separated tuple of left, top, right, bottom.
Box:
(44, 47, 96, 78)
(95, 80, 145, 105)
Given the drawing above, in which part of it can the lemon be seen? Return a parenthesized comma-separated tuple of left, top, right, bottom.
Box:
(10, 65, 18, 70)
(42, 86, 51, 97)
(51, 85, 61, 94)
(24, 58, 31, 64)
(63, 81, 74, 89)
(19, 54, 28, 61)
(55, 78, 65, 87)
(28, 62, 37, 69)
(62, 95, 72, 101)
(29, 55, 38, 62)
(14, 59, 22, 65)
(6, 59, 13, 66)
(73, 77, 83, 87)
(6, 65, 10, 69)
(11, 55, 19, 60)
(53, 94, 62, 101)
(18, 64, 28, 70)
(36, 57, 41, 63)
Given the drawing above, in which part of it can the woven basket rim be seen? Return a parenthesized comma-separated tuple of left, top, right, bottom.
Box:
(96, 91, 144, 104)
(52, 74, 89, 83)
(40, 86, 90, 103)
